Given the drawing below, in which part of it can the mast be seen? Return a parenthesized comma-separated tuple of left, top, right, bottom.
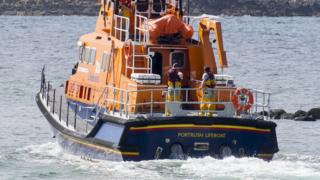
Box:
(179, 0, 183, 16)
(187, 0, 190, 17)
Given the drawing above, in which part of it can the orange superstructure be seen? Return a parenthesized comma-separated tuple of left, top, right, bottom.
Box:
(64, 0, 248, 116)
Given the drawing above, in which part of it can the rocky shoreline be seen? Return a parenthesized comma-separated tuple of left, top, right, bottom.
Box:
(1, 0, 320, 16)
(265, 108, 320, 121)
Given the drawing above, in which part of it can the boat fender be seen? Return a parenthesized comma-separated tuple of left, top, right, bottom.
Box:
(231, 88, 254, 112)
(123, 39, 133, 65)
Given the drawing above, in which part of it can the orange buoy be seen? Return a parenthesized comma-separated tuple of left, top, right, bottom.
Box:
(231, 88, 254, 112)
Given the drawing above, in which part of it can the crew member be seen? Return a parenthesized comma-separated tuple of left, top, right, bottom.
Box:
(119, 0, 131, 8)
(167, 63, 182, 101)
(166, 63, 182, 116)
(200, 66, 216, 117)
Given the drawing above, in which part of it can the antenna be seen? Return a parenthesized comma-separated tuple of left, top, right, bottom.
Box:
(188, 0, 190, 16)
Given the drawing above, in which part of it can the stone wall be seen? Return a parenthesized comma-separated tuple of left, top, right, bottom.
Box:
(1, 0, 320, 16)
(187, 0, 320, 16)
(0, 0, 99, 16)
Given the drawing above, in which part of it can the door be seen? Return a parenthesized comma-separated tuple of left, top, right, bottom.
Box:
(152, 52, 163, 80)
(169, 50, 190, 87)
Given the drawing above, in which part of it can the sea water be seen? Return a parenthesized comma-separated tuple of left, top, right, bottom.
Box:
(0, 16, 320, 179)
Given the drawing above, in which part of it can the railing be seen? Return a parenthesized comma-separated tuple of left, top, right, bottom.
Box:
(39, 71, 95, 135)
(95, 84, 271, 119)
(252, 89, 272, 119)
(134, 14, 149, 44)
(41, 67, 271, 129)
(126, 45, 152, 74)
(113, 15, 130, 41)
(122, 14, 151, 75)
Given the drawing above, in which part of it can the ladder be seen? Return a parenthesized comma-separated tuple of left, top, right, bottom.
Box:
(126, 13, 152, 75)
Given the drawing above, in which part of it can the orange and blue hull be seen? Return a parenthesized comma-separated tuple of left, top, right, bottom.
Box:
(37, 93, 278, 161)
(114, 116, 278, 161)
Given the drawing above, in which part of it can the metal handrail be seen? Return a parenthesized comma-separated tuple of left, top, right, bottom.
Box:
(65, 81, 271, 108)
(114, 15, 130, 41)
(134, 14, 150, 44)
(96, 84, 271, 118)
(45, 76, 271, 120)
(39, 78, 95, 134)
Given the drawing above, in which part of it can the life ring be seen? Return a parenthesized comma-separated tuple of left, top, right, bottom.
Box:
(231, 88, 254, 112)
(123, 39, 133, 66)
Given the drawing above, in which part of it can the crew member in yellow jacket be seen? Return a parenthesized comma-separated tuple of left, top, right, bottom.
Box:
(166, 63, 182, 116)
(200, 67, 216, 117)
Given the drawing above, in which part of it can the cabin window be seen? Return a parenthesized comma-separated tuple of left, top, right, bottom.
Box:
(83, 47, 91, 64)
(94, 122, 124, 145)
(170, 51, 185, 68)
(90, 48, 96, 64)
(136, 0, 149, 12)
(101, 52, 107, 71)
(79, 46, 83, 61)
(79, 85, 84, 98)
(84, 87, 87, 99)
(81, 48, 85, 62)
(87, 88, 91, 101)
(101, 51, 111, 72)
(65, 81, 69, 94)
(153, 0, 165, 13)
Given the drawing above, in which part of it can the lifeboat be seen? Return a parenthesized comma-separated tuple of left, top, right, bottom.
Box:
(36, 0, 279, 161)
(143, 14, 194, 40)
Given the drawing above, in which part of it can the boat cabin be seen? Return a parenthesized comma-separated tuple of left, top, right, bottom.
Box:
(64, 0, 269, 118)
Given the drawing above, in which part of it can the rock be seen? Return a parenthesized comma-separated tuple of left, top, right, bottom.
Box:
(294, 116, 316, 122)
(293, 110, 307, 118)
(0, 0, 99, 16)
(187, 0, 320, 16)
(307, 108, 320, 119)
(280, 113, 294, 120)
(270, 109, 286, 119)
(259, 111, 269, 116)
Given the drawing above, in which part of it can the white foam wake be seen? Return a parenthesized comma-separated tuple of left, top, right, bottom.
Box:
(15, 143, 320, 180)
(180, 155, 320, 180)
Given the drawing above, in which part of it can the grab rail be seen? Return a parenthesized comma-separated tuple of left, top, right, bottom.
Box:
(39, 71, 95, 135)
(40, 68, 271, 123)
(134, 14, 149, 44)
(88, 84, 271, 119)
(113, 15, 130, 41)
